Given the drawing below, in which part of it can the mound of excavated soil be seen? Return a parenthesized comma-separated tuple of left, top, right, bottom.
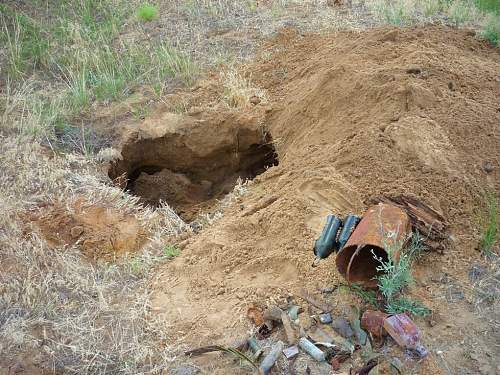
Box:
(145, 26, 499, 374)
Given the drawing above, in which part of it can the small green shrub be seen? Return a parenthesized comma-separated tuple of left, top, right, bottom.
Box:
(373, 233, 421, 301)
(128, 256, 145, 275)
(481, 15, 500, 46)
(386, 296, 431, 317)
(372, 231, 430, 316)
(137, 4, 159, 22)
(163, 244, 180, 258)
(480, 193, 498, 255)
(349, 283, 379, 307)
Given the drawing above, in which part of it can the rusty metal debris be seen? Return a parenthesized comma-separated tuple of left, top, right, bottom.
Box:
(190, 289, 429, 374)
(336, 203, 411, 287)
(331, 352, 351, 371)
(247, 304, 265, 326)
(361, 310, 389, 338)
(361, 310, 428, 358)
(239, 287, 432, 374)
(354, 358, 379, 375)
(368, 195, 448, 252)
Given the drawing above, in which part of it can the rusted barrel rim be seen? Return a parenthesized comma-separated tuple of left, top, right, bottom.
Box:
(336, 203, 410, 288)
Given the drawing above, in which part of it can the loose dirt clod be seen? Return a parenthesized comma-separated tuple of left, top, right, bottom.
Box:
(28, 198, 146, 259)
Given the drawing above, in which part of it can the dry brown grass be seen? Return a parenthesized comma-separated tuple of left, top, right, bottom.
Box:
(0, 135, 192, 373)
(221, 68, 268, 108)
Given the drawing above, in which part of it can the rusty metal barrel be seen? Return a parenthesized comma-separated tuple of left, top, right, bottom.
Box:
(335, 203, 410, 288)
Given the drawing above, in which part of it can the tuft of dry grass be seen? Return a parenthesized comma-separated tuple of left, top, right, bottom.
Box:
(471, 256, 499, 331)
(221, 68, 267, 108)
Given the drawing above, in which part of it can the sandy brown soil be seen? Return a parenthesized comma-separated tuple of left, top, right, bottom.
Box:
(28, 198, 146, 260)
(135, 26, 499, 374)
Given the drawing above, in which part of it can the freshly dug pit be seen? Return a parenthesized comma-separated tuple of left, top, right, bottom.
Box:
(109, 113, 278, 221)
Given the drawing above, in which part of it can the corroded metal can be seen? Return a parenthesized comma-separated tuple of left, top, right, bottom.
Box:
(361, 310, 389, 338)
(336, 203, 410, 287)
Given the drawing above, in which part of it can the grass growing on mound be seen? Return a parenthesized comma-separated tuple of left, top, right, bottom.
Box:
(481, 15, 500, 46)
(371, 0, 415, 25)
(480, 193, 498, 255)
(0, 7, 50, 77)
(475, 0, 500, 14)
(222, 68, 267, 108)
(370, 0, 497, 43)
(137, 4, 159, 22)
(447, 0, 480, 25)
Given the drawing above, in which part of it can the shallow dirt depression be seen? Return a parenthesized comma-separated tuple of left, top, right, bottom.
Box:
(108, 114, 278, 221)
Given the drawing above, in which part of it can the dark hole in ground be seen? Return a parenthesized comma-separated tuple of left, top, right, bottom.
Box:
(109, 126, 278, 222)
